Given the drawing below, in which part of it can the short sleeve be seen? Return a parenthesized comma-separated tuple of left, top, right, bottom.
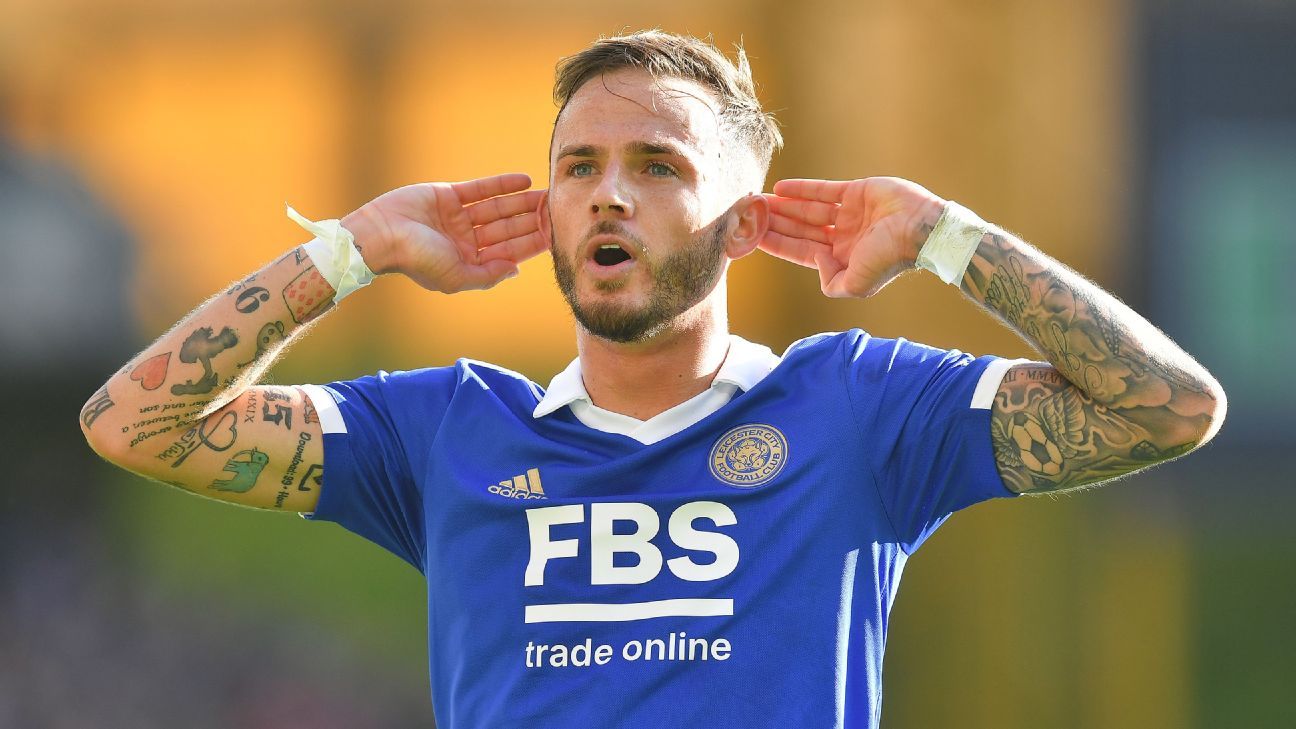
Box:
(300, 368, 457, 571)
(842, 331, 1025, 554)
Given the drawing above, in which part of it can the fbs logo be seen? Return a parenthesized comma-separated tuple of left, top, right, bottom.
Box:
(488, 468, 547, 500)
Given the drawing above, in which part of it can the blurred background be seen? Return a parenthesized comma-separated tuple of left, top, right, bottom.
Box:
(1, 0, 1292, 726)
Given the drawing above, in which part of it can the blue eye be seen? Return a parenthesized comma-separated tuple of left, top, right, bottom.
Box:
(647, 162, 676, 177)
(569, 161, 595, 177)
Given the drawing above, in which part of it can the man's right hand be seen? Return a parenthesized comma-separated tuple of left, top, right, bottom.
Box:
(82, 172, 547, 511)
(341, 172, 547, 293)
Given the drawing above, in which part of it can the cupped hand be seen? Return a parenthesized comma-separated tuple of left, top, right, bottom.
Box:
(342, 173, 547, 293)
(760, 176, 945, 298)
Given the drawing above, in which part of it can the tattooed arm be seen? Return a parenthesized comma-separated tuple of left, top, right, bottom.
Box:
(962, 231, 1223, 493)
(78, 244, 339, 510)
(762, 177, 1226, 494)
(80, 174, 546, 510)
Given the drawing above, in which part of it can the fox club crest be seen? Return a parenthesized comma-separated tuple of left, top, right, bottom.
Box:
(709, 424, 788, 488)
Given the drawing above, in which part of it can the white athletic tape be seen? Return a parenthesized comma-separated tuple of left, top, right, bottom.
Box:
(915, 201, 987, 286)
(286, 204, 376, 303)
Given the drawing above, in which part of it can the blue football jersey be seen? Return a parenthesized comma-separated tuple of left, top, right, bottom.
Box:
(302, 330, 1018, 728)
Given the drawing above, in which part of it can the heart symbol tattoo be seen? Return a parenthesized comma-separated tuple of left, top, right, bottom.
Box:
(130, 352, 171, 391)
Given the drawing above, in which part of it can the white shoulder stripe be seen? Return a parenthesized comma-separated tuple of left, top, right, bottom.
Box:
(300, 384, 347, 434)
(970, 358, 1035, 410)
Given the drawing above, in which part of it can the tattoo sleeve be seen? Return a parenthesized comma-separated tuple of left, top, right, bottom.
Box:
(80, 246, 338, 510)
(957, 227, 1225, 494)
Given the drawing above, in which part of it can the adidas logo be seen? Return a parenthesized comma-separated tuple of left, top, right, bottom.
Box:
(487, 468, 547, 500)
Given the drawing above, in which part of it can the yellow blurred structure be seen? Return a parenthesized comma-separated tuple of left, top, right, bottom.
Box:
(1, 1, 1194, 726)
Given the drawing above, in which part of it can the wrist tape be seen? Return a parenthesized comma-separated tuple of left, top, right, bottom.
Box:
(915, 201, 987, 286)
(286, 204, 376, 303)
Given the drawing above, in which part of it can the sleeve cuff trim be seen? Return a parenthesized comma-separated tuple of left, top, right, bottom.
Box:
(969, 358, 1035, 410)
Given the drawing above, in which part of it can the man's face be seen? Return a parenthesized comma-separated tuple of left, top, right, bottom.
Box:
(547, 68, 737, 343)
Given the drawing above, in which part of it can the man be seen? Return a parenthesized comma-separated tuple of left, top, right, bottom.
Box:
(81, 30, 1224, 728)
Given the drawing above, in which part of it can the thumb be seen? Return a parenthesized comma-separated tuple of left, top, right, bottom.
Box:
(814, 250, 845, 297)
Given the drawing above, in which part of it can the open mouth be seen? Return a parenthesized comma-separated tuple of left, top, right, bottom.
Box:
(593, 244, 633, 267)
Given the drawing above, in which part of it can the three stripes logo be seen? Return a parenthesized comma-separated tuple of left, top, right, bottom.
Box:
(487, 468, 547, 500)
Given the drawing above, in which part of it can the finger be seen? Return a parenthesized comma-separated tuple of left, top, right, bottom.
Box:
(466, 189, 545, 226)
(772, 179, 850, 204)
(433, 185, 481, 261)
(450, 173, 533, 205)
(477, 231, 548, 265)
(768, 211, 832, 244)
(456, 259, 521, 291)
(474, 212, 541, 249)
(765, 195, 839, 226)
(757, 230, 829, 269)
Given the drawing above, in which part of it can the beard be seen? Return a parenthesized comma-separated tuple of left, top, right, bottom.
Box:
(551, 218, 729, 343)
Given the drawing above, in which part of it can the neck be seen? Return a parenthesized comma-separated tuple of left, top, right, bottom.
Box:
(576, 296, 730, 421)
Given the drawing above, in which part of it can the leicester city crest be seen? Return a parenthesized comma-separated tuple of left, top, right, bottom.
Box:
(709, 424, 788, 488)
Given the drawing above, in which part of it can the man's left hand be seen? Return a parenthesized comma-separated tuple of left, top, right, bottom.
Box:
(761, 177, 945, 298)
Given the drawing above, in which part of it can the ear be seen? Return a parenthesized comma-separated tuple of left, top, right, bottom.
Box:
(725, 193, 769, 260)
(536, 190, 553, 248)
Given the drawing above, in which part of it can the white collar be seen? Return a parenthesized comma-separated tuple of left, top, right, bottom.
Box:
(531, 335, 781, 444)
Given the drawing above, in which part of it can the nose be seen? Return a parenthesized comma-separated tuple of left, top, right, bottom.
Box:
(591, 167, 633, 217)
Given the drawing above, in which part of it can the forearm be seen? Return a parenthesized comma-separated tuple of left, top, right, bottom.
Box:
(79, 246, 337, 458)
(763, 176, 1227, 491)
(954, 222, 1225, 449)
